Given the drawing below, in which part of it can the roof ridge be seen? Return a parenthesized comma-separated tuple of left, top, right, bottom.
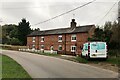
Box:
(40, 24, 95, 32)
(28, 24, 95, 36)
(40, 27, 69, 32)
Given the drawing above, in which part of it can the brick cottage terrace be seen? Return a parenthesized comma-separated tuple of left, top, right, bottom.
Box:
(27, 19, 95, 55)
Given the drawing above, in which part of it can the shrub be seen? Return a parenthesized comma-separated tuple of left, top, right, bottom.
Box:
(9, 38, 22, 45)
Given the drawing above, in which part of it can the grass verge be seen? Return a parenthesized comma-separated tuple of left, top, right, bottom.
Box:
(31, 51, 119, 66)
(2, 55, 32, 79)
(75, 56, 119, 65)
(1, 45, 27, 51)
(32, 51, 60, 56)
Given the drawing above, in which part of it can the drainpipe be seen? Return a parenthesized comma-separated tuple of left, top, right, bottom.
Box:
(64, 34, 66, 55)
(38, 36, 39, 50)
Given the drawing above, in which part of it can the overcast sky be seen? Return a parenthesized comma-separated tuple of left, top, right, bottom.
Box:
(0, 0, 118, 30)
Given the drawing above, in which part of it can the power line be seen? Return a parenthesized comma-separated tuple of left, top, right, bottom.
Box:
(97, 1, 118, 24)
(1, 6, 48, 9)
(32, 0, 96, 26)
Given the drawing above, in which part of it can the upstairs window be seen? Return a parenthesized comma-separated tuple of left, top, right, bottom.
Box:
(41, 37, 44, 42)
(71, 34, 76, 41)
(32, 37, 35, 42)
(58, 35, 62, 42)
(58, 45, 62, 51)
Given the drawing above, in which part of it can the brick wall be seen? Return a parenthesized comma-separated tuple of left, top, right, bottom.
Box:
(27, 33, 90, 55)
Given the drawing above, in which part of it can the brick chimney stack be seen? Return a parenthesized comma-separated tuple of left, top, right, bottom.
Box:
(70, 19, 77, 30)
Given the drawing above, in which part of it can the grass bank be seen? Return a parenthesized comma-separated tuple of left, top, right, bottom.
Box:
(33, 51, 60, 56)
(33, 51, 119, 66)
(2, 55, 32, 79)
(1, 44, 27, 51)
(30, 51, 119, 72)
(75, 56, 118, 65)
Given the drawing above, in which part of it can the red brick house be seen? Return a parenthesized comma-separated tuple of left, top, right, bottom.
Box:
(27, 19, 95, 55)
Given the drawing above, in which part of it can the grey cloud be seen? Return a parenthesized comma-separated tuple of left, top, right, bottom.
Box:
(38, 2, 117, 30)
(0, 1, 118, 30)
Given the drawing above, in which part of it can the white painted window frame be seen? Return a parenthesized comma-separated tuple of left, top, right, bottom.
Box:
(41, 45, 44, 50)
(58, 35, 62, 42)
(71, 46, 76, 52)
(32, 37, 35, 42)
(32, 44, 35, 49)
(71, 34, 76, 42)
(58, 45, 62, 51)
(41, 36, 44, 42)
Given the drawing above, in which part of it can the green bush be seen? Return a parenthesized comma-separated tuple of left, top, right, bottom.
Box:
(75, 56, 88, 63)
(108, 49, 120, 57)
(2, 45, 27, 51)
(9, 38, 22, 45)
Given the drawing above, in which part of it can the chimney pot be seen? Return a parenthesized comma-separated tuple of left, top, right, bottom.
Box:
(70, 19, 77, 30)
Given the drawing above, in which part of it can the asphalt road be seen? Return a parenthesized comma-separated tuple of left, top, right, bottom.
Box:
(1, 50, 118, 78)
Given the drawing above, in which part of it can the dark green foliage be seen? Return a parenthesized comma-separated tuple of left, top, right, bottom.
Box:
(103, 21, 113, 43)
(2, 24, 18, 44)
(9, 38, 22, 45)
(89, 27, 112, 43)
(110, 21, 120, 49)
(93, 27, 104, 41)
(9, 26, 19, 38)
(2, 18, 32, 45)
(17, 18, 32, 45)
(75, 56, 88, 63)
(88, 21, 119, 50)
(34, 28, 40, 31)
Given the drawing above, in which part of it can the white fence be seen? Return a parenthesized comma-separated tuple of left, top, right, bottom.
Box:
(19, 48, 57, 54)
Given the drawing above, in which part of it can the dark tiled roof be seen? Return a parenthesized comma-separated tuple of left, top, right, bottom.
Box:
(28, 25, 95, 36)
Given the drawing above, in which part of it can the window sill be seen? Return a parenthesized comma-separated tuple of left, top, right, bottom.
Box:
(71, 51, 76, 52)
(71, 40, 76, 42)
(32, 41, 35, 42)
(58, 41, 62, 42)
(58, 50, 62, 51)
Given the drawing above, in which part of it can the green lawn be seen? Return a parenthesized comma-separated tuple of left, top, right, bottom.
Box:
(75, 56, 119, 65)
(32, 51, 119, 65)
(32, 51, 60, 56)
(2, 55, 32, 79)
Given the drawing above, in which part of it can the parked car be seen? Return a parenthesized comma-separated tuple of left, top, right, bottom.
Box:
(81, 42, 108, 60)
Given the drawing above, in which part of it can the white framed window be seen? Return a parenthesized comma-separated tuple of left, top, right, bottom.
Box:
(41, 37, 44, 42)
(58, 45, 62, 51)
(41, 45, 44, 50)
(71, 46, 76, 52)
(71, 34, 76, 41)
(32, 44, 35, 49)
(50, 46, 53, 50)
(32, 37, 35, 42)
(58, 35, 62, 42)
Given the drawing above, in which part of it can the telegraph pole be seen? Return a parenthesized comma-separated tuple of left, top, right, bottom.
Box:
(118, 1, 120, 25)
(118, 2, 120, 80)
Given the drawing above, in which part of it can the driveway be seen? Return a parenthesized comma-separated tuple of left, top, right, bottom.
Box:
(1, 50, 118, 78)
